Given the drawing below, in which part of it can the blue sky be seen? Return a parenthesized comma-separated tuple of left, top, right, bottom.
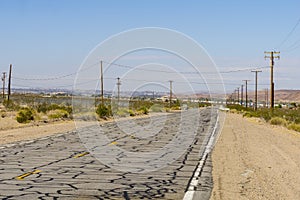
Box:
(0, 0, 300, 93)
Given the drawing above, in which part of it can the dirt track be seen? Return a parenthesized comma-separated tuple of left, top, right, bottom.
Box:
(210, 112, 300, 200)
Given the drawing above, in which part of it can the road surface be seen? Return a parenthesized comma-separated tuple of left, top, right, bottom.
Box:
(0, 108, 218, 200)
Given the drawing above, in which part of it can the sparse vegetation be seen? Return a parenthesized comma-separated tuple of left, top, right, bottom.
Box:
(226, 104, 300, 132)
(287, 123, 300, 132)
(199, 102, 212, 107)
(129, 109, 135, 116)
(36, 103, 72, 115)
(3, 100, 20, 111)
(1, 111, 6, 118)
(150, 104, 164, 112)
(115, 108, 129, 117)
(270, 117, 288, 126)
(96, 104, 111, 119)
(48, 109, 69, 119)
(138, 106, 149, 115)
(171, 105, 181, 110)
(16, 107, 35, 123)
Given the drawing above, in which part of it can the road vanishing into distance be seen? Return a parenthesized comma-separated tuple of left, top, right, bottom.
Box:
(0, 108, 218, 200)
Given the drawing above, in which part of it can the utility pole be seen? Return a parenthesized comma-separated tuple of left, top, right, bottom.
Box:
(8, 64, 12, 101)
(243, 80, 250, 108)
(117, 77, 121, 105)
(237, 87, 240, 105)
(169, 80, 173, 108)
(241, 84, 244, 106)
(100, 60, 104, 105)
(251, 70, 262, 110)
(265, 88, 268, 108)
(264, 51, 280, 108)
(2, 72, 6, 99)
(234, 90, 237, 103)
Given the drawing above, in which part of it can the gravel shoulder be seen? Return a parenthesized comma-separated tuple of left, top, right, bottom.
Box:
(210, 112, 300, 200)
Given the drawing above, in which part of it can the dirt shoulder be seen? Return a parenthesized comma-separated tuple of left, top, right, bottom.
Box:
(210, 112, 300, 200)
(0, 112, 170, 145)
(0, 121, 76, 145)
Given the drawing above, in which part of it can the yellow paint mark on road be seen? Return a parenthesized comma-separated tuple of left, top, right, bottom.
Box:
(73, 152, 90, 158)
(16, 169, 41, 180)
(109, 141, 117, 145)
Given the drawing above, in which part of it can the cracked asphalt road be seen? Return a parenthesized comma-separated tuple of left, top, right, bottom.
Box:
(0, 108, 217, 200)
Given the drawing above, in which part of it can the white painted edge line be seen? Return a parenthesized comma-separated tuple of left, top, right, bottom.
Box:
(183, 111, 220, 200)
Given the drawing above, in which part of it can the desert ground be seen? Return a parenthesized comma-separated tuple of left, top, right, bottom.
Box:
(210, 112, 300, 200)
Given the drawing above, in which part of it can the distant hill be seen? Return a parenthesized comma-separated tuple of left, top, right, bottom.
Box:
(248, 90, 300, 103)
(195, 89, 300, 103)
(274, 90, 300, 102)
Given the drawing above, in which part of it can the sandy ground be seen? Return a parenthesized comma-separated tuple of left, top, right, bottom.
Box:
(0, 112, 170, 145)
(210, 112, 300, 200)
(0, 120, 76, 145)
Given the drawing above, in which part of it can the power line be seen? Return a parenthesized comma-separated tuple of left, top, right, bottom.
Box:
(12, 79, 98, 89)
(277, 16, 300, 49)
(282, 39, 300, 52)
(11, 60, 270, 83)
(11, 61, 100, 81)
(103, 60, 270, 74)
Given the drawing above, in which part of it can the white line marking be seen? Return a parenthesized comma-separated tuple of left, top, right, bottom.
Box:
(183, 110, 220, 200)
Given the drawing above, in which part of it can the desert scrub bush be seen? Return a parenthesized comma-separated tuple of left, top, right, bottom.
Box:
(242, 111, 259, 118)
(16, 107, 35, 123)
(48, 109, 69, 119)
(1, 111, 6, 118)
(3, 100, 20, 111)
(138, 106, 149, 115)
(74, 112, 97, 121)
(171, 105, 181, 110)
(199, 102, 211, 107)
(150, 104, 164, 112)
(287, 123, 300, 132)
(229, 109, 238, 114)
(96, 104, 111, 118)
(269, 117, 288, 126)
(116, 108, 129, 117)
(129, 109, 135, 116)
(37, 103, 72, 115)
(129, 100, 153, 111)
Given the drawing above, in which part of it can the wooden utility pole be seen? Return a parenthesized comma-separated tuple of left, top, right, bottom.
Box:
(234, 90, 237, 103)
(100, 60, 104, 105)
(2, 72, 6, 99)
(169, 80, 173, 108)
(251, 70, 262, 110)
(117, 77, 121, 105)
(265, 88, 269, 108)
(264, 51, 280, 108)
(7, 64, 12, 101)
(243, 80, 250, 108)
(241, 84, 244, 106)
(237, 87, 240, 104)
